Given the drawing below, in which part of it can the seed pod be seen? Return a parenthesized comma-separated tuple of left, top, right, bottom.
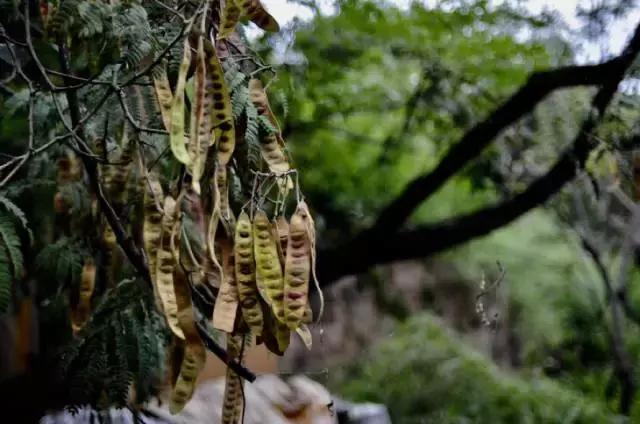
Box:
(216, 163, 235, 236)
(283, 205, 311, 329)
(156, 196, 184, 340)
(249, 79, 290, 174)
(208, 49, 235, 165)
(189, 38, 212, 194)
(221, 334, 245, 423)
(273, 216, 289, 267)
(259, 304, 288, 356)
(170, 267, 206, 414)
(218, 0, 241, 40)
(302, 301, 313, 324)
(238, 0, 279, 32)
(212, 238, 239, 333)
(234, 211, 263, 336)
(143, 176, 164, 312)
(71, 259, 96, 333)
(253, 210, 285, 322)
(295, 324, 312, 350)
(153, 66, 173, 131)
(299, 201, 324, 322)
(169, 39, 192, 165)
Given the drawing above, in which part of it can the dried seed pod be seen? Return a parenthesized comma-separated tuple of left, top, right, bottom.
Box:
(239, 0, 279, 32)
(218, 0, 241, 40)
(299, 201, 324, 322)
(71, 259, 96, 333)
(216, 163, 235, 235)
(273, 216, 289, 268)
(302, 301, 313, 324)
(295, 324, 312, 350)
(253, 210, 285, 322)
(143, 177, 164, 283)
(169, 39, 192, 165)
(212, 238, 239, 333)
(283, 205, 311, 329)
(189, 38, 212, 194)
(156, 196, 184, 339)
(248, 79, 290, 173)
(170, 268, 206, 414)
(153, 66, 173, 131)
(234, 211, 263, 336)
(221, 334, 245, 423)
(208, 49, 235, 165)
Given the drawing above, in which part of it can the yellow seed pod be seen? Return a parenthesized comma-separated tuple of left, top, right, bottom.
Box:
(274, 317, 290, 352)
(253, 210, 285, 322)
(71, 259, 96, 333)
(234, 211, 263, 336)
(218, 0, 241, 40)
(216, 163, 235, 236)
(169, 267, 206, 414)
(221, 334, 245, 423)
(273, 216, 289, 268)
(169, 39, 192, 165)
(189, 38, 212, 194)
(143, 177, 164, 284)
(302, 301, 313, 324)
(248, 79, 290, 174)
(207, 48, 235, 165)
(283, 205, 311, 329)
(299, 201, 324, 323)
(295, 324, 312, 350)
(212, 238, 239, 333)
(156, 196, 184, 340)
(238, 0, 279, 32)
(153, 66, 173, 131)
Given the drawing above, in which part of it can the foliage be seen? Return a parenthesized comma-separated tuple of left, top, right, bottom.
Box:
(332, 312, 622, 423)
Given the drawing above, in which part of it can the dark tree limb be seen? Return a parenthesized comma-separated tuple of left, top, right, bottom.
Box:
(371, 56, 639, 235)
(319, 22, 640, 283)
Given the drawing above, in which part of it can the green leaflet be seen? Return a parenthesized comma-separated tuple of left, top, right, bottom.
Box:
(169, 39, 192, 166)
(0, 213, 22, 313)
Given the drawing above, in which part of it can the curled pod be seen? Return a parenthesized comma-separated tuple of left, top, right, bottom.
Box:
(218, 0, 241, 40)
(169, 39, 192, 166)
(216, 163, 235, 236)
(253, 210, 285, 322)
(212, 238, 239, 333)
(153, 66, 173, 131)
(283, 205, 311, 329)
(169, 267, 206, 414)
(71, 259, 96, 333)
(295, 324, 312, 350)
(234, 211, 263, 336)
(238, 0, 279, 32)
(156, 196, 184, 340)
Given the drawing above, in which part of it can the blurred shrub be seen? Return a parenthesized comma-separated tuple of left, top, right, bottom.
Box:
(331, 313, 621, 423)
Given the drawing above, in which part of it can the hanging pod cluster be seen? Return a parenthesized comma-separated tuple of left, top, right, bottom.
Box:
(142, 2, 323, 420)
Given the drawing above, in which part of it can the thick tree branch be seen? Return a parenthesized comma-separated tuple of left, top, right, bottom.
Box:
(319, 22, 640, 283)
(373, 57, 637, 235)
